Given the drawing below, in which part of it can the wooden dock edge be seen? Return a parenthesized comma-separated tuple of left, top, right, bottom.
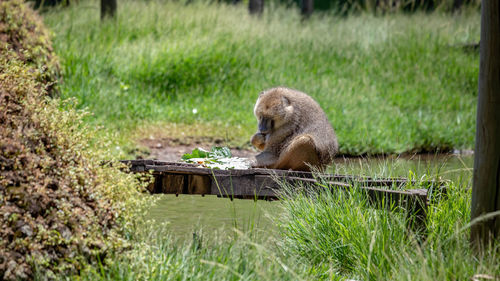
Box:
(120, 160, 443, 233)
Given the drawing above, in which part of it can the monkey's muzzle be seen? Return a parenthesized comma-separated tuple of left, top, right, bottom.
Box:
(258, 118, 274, 134)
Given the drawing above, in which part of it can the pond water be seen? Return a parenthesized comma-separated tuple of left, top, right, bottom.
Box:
(147, 154, 474, 240)
(148, 194, 280, 240)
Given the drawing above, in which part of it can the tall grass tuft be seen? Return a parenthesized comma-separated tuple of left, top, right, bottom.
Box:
(277, 182, 413, 280)
(72, 222, 320, 281)
(277, 170, 499, 280)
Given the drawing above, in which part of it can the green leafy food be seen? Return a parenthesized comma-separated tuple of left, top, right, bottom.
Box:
(181, 148, 210, 160)
(209, 147, 232, 158)
(181, 147, 249, 170)
(181, 147, 232, 160)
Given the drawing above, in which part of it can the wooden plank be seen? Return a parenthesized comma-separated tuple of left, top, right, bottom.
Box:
(122, 160, 445, 192)
(406, 189, 428, 234)
(124, 160, 439, 192)
(126, 160, 443, 185)
(188, 175, 211, 195)
(211, 175, 256, 198)
(161, 174, 185, 194)
(146, 165, 213, 175)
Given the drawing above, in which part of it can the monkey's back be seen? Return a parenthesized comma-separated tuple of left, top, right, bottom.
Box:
(282, 88, 339, 165)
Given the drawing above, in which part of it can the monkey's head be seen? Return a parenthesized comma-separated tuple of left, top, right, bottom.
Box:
(253, 88, 294, 135)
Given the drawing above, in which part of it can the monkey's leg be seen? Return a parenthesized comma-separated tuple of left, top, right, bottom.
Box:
(252, 151, 279, 168)
(273, 134, 320, 171)
(250, 132, 266, 151)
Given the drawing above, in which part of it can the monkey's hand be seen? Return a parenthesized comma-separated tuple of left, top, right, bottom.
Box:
(250, 132, 266, 151)
(251, 151, 278, 168)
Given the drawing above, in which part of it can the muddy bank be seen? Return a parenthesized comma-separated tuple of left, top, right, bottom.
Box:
(139, 136, 257, 162)
(139, 136, 474, 163)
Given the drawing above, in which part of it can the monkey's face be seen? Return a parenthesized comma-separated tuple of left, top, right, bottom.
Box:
(254, 91, 294, 135)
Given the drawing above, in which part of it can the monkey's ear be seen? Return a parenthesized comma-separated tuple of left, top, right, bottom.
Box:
(281, 96, 290, 106)
(282, 96, 293, 115)
(258, 91, 265, 96)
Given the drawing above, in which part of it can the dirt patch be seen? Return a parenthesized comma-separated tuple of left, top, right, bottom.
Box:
(137, 135, 475, 164)
(139, 136, 257, 162)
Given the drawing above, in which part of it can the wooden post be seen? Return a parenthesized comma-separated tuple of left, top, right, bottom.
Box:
(471, 0, 500, 249)
(301, 0, 313, 18)
(452, 0, 464, 11)
(101, 0, 117, 20)
(248, 0, 263, 15)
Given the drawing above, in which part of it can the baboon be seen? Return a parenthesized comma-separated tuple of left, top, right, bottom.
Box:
(250, 87, 338, 171)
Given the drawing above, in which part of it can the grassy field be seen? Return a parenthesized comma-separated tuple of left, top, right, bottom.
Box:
(43, 0, 480, 155)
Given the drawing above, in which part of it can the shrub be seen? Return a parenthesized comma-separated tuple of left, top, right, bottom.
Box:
(0, 1, 149, 279)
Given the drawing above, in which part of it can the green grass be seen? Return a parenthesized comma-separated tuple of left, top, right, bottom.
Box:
(277, 169, 500, 280)
(43, 0, 480, 155)
(71, 225, 319, 281)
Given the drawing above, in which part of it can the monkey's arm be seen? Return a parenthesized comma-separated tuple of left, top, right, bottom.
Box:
(251, 151, 279, 168)
(250, 132, 266, 151)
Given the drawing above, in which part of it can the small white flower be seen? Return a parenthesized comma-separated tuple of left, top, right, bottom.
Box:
(192, 108, 198, 114)
(120, 82, 129, 91)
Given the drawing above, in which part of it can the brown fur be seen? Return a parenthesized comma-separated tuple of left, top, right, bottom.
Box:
(250, 87, 338, 171)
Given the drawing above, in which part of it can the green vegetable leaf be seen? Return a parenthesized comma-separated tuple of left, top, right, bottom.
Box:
(181, 148, 210, 160)
(209, 147, 232, 158)
(181, 147, 232, 160)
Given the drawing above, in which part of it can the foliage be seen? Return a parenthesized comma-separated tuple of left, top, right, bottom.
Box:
(0, 0, 59, 92)
(0, 1, 149, 279)
(43, 0, 480, 155)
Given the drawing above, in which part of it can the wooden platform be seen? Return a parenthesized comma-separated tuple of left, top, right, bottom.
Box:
(121, 159, 446, 232)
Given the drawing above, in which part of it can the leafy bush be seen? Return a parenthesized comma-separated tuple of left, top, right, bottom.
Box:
(0, 0, 59, 91)
(0, 1, 149, 279)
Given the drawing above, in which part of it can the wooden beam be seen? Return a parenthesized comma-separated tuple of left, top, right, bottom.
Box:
(248, 0, 263, 15)
(100, 0, 116, 19)
(301, 0, 314, 18)
(471, 0, 500, 248)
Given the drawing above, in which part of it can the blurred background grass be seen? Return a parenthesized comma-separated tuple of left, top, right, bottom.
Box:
(43, 0, 480, 156)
